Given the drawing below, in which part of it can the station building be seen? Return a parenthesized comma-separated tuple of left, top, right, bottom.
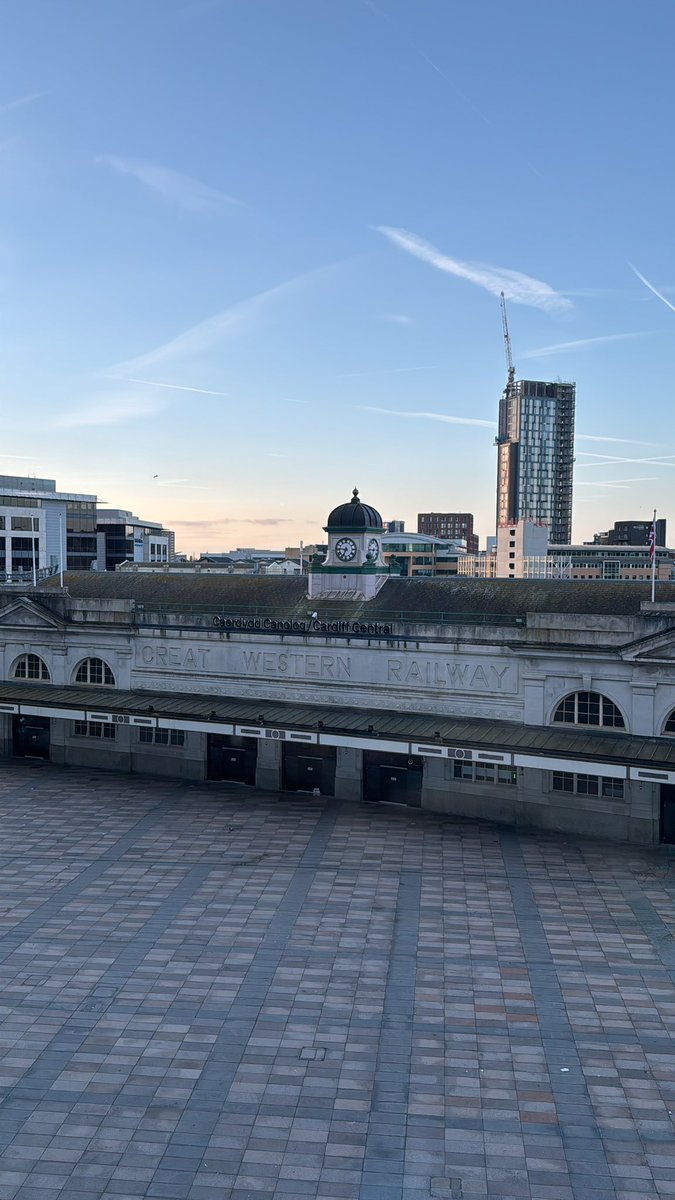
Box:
(1, 489, 675, 846)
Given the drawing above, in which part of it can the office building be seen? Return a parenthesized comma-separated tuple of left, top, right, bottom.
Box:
(495, 520, 549, 578)
(0, 475, 97, 581)
(381, 532, 467, 577)
(418, 512, 478, 554)
(594, 519, 667, 548)
(385, 520, 405, 534)
(459, 542, 675, 581)
(96, 510, 175, 572)
(496, 379, 576, 543)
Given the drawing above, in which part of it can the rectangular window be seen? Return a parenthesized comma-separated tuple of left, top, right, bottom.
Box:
(552, 771, 623, 798)
(453, 761, 516, 785)
(11, 516, 33, 531)
(72, 721, 116, 740)
(138, 727, 184, 746)
(576, 774, 599, 796)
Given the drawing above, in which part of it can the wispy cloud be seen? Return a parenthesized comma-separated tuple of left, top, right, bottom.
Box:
(175, 517, 290, 527)
(522, 331, 652, 359)
(375, 226, 572, 312)
(576, 434, 662, 447)
(576, 452, 675, 469)
(96, 155, 240, 213)
(0, 453, 39, 460)
(109, 267, 331, 375)
(125, 377, 229, 397)
(629, 263, 675, 314)
(339, 365, 440, 378)
(576, 478, 658, 489)
(155, 479, 210, 490)
(0, 92, 46, 115)
(56, 391, 162, 428)
(381, 313, 413, 326)
(362, 405, 496, 428)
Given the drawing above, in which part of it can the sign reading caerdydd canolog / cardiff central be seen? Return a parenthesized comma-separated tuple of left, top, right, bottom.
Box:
(211, 616, 395, 635)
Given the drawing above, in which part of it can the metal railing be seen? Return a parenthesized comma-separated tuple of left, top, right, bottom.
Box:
(131, 602, 525, 628)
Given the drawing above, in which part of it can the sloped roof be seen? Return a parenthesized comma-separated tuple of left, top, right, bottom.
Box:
(32, 572, 675, 621)
(3, 679, 675, 769)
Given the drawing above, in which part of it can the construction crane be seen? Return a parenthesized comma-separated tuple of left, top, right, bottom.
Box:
(500, 290, 516, 392)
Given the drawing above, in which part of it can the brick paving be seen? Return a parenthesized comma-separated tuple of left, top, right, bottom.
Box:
(0, 764, 674, 1198)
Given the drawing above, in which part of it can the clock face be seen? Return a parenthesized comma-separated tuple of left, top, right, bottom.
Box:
(368, 538, 380, 558)
(335, 537, 357, 562)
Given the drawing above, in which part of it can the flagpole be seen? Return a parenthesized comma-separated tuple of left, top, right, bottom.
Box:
(651, 509, 657, 604)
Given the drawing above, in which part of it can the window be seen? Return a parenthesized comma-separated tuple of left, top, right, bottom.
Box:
(75, 658, 115, 686)
(72, 721, 116, 739)
(138, 728, 185, 746)
(11, 516, 33, 531)
(664, 710, 675, 735)
(553, 691, 624, 729)
(552, 771, 623, 799)
(453, 761, 516, 785)
(13, 654, 50, 681)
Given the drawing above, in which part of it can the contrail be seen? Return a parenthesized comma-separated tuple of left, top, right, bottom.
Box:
(125, 378, 229, 396)
(629, 263, 675, 314)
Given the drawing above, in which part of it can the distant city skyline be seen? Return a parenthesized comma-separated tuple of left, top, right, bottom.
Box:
(1, 0, 674, 550)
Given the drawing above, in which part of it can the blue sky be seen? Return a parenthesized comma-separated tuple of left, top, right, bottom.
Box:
(1, 0, 674, 553)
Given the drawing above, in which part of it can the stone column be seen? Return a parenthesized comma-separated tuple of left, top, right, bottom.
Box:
(49, 715, 67, 765)
(420, 756, 448, 810)
(631, 684, 656, 737)
(334, 746, 362, 801)
(255, 737, 282, 791)
(627, 780, 659, 845)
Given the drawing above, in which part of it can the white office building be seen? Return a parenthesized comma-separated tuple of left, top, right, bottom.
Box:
(0, 475, 97, 582)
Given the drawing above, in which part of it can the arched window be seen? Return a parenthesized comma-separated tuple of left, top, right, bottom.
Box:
(664, 710, 675, 735)
(74, 658, 115, 686)
(553, 691, 625, 729)
(13, 653, 50, 681)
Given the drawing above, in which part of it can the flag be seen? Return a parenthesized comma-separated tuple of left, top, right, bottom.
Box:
(648, 516, 656, 562)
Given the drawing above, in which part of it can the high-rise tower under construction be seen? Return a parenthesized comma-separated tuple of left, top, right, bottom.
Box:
(495, 295, 575, 544)
(496, 378, 576, 544)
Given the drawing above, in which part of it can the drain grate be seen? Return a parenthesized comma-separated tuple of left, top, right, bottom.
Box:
(431, 1179, 463, 1199)
(78, 985, 119, 1014)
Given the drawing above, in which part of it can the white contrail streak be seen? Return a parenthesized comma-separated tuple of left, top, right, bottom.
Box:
(375, 226, 571, 312)
(576, 435, 661, 447)
(629, 263, 675, 314)
(523, 331, 650, 358)
(126, 378, 229, 396)
(362, 405, 496, 428)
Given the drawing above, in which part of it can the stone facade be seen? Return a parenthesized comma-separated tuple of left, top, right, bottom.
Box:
(1, 580, 675, 845)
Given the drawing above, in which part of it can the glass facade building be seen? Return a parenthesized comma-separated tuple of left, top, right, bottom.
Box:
(496, 379, 576, 544)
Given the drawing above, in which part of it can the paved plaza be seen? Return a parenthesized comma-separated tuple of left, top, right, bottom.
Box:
(0, 766, 674, 1199)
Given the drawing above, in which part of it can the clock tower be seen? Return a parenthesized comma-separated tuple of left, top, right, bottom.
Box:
(308, 487, 396, 599)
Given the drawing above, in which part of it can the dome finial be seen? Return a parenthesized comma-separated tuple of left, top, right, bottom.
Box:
(351, 486, 359, 503)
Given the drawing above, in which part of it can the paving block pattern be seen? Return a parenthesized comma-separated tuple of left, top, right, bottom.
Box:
(0, 761, 674, 1198)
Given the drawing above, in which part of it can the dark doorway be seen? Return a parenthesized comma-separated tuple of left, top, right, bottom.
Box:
(363, 751, 423, 807)
(282, 743, 336, 795)
(660, 784, 675, 844)
(207, 734, 257, 785)
(12, 715, 50, 760)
